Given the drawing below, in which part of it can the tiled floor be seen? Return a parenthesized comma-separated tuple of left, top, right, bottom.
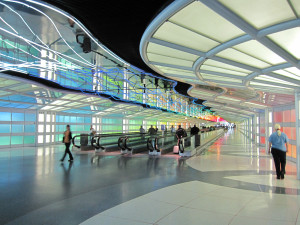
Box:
(80, 129, 300, 225)
(1, 129, 300, 225)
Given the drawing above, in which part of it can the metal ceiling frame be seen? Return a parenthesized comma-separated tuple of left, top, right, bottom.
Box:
(140, 0, 300, 122)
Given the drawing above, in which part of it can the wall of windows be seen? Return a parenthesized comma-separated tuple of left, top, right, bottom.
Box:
(0, 107, 203, 149)
(272, 105, 296, 161)
(0, 108, 36, 147)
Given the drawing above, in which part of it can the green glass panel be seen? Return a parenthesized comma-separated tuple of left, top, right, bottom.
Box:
(24, 136, 35, 144)
(0, 136, 10, 145)
(11, 136, 23, 145)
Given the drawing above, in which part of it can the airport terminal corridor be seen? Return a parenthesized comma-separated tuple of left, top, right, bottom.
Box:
(1, 129, 300, 225)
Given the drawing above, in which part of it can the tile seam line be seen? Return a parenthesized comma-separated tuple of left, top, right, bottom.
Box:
(86, 214, 153, 225)
(295, 207, 300, 225)
(153, 205, 182, 224)
(227, 194, 257, 225)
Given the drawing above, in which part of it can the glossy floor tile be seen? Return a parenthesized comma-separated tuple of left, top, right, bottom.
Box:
(2, 129, 300, 225)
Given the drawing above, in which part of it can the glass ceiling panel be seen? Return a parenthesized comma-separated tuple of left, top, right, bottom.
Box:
(147, 42, 198, 61)
(204, 59, 251, 73)
(233, 40, 285, 65)
(147, 53, 194, 67)
(153, 22, 219, 52)
(201, 65, 248, 76)
(255, 75, 299, 86)
(284, 67, 300, 77)
(0, 79, 19, 87)
(273, 69, 300, 81)
(190, 90, 216, 97)
(216, 96, 241, 102)
(268, 27, 300, 60)
(291, 0, 300, 17)
(219, 0, 296, 29)
(201, 74, 242, 83)
(252, 86, 293, 95)
(155, 66, 195, 77)
(216, 48, 271, 68)
(168, 1, 244, 43)
(250, 81, 293, 89)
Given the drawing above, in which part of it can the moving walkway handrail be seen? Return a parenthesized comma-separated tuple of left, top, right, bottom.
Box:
(72, 135, 81, 148)
(118, 136, 126, 151)
(91, 135, 105, 150)
(147, 137, 156, 152)
(72, 134, 103, 149)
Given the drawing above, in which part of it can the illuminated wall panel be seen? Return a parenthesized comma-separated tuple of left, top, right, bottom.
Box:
(274, 111, 283, 123)
(283, 127, 292, 140)
(292, 145, 297, 159)
(287, 143, 292, 157)
(291, 127, 296, 140)
(283, 110, 291, 123)
(260, 136, 265, 144)
(0, 136, 10, 145)
(291, 109, 296, 122)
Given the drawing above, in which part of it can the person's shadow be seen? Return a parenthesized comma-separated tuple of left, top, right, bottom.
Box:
(61, 162, 73, 197)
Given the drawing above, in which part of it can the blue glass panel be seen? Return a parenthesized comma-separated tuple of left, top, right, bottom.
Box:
(65, 116, 70, 123)
(12, 124, 24, 133)
(25, 113, 36, 122)
(0, 124, 10, 133)
(12, 113, 24, 121)
(84, 117, 91, 124)
(70, 116, 76, 123)
(25, 125, 35, 133)
(77, 117, 84, 123)
(0, 112, 11, 121)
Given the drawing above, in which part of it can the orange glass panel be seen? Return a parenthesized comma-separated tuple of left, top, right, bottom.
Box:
(292, 145, 296, 159)
(260, 127, 265, 134)
(291, 109, 296, 122)
(283, 127, 291, 140)
(260, 136, 265, 144)
(274, 111, 283, 122)
(287, 143, 292, 157)
(291, 127, 296, 140)
(283, 110, 291, 122)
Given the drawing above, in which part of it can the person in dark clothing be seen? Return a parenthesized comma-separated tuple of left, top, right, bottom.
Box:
(148, 125, 156, 135)
(268, 124, 288, 179)
(60, 125, 74, 162)
(176, 125, 187, 139)
(191, 124, 200, 135)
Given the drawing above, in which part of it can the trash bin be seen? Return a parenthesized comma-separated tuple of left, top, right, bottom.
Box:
(80, 134, 88, 146)
(195, 134, 200, 146)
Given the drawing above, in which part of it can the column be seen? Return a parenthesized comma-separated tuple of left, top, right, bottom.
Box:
(265, 108, 269, 150)
(295, 92, 300, 179)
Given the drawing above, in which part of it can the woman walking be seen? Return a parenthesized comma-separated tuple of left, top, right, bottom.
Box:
(60, 125, 74, 162)
(268, 124, 289, 179)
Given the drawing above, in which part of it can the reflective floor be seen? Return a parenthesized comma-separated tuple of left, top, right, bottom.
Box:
(1, 129, 300, 225)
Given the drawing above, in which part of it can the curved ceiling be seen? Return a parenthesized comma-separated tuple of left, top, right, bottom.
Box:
(140, 0, 299, 121)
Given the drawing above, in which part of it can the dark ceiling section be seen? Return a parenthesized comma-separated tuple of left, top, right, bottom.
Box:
(42, 0, 197, 97)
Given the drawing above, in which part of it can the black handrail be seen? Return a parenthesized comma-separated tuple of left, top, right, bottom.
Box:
(176, 135, 185, 153)
(124, 137, 133, 151)
(72, 135, 82, 148)
(147, 137, 155, 152)
(91, 135, 105, 150)
(118, 136, 126, 150)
